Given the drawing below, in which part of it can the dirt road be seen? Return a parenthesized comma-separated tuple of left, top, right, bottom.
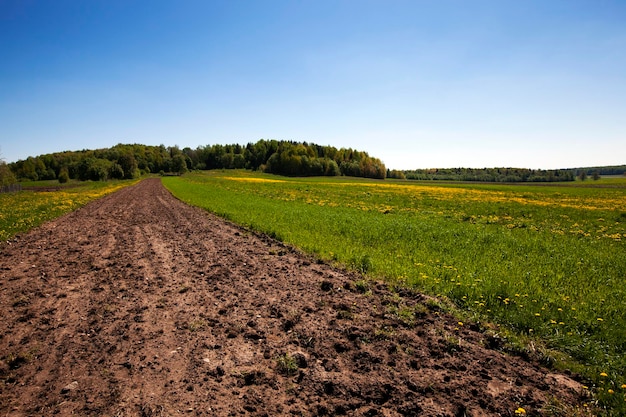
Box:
(1, 178, 586, 416)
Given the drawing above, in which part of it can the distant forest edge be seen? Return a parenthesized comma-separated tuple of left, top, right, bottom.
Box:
(3, 141, 625, 184)
(401, 165, 626, 182)
(6, 141, 386, 182)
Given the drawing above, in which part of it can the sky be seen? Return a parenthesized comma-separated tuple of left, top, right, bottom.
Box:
(1, 0, 625, 170)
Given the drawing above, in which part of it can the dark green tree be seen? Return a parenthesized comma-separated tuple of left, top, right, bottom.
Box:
(171, 154, 188, 175)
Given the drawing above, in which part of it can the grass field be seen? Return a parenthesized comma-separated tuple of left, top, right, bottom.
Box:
(0, 180, 138, 242)
(163, 171, 626, 412)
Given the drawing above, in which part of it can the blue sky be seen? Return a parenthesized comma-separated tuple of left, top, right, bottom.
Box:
(1, 0, 625, 169)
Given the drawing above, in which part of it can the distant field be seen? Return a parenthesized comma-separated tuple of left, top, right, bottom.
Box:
(164, 170, 626, 410)
(0, 180, 138, 241)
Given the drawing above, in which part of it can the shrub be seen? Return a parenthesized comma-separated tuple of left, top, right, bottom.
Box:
(58, 168, 70, 184)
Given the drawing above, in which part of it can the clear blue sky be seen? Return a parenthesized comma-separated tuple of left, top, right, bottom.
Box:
(1, 0, 625, 169)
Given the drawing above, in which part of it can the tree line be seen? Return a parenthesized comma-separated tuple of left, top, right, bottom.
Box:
(7, 140, 387, 182)
(401, 167, 578, 182)
(7, 142, 623, 184)
(574, 165, 626, 178)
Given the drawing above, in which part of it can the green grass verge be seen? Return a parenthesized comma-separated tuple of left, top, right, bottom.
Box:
(163, 170, 626, 414)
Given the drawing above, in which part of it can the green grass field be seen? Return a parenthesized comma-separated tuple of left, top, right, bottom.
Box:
(163, 171, 626, 412)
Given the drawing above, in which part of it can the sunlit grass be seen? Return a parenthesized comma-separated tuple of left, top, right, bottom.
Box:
(0, 180, 138, 241)
(164, 170, 626, 413)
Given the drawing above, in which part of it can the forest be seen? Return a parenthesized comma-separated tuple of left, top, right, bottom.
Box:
(5, 140, 624, 184)
(6, 140, 387, 182)
(400, 165, 626, 182)
(401, 167, 577, 182)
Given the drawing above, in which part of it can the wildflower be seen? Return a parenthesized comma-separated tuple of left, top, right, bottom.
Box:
(535, 313, 541, 317)
(514, 407, 526, 415)
(600, 372, 608, 377)
(621, 384, 626, 389)
(608, 389, 614, 394)
(458, 322, 464, 327)
(597, 317, 603, 322)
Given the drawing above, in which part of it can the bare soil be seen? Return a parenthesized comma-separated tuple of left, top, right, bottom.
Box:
(1, 178, 588, 416)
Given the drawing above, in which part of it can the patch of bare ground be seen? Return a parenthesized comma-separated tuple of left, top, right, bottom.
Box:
(1, 179, 589, 416)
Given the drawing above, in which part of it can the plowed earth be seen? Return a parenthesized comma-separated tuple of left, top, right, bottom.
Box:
(1, 179, 588, 416)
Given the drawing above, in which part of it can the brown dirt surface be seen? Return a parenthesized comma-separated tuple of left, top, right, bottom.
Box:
(1, 178, 589, 416)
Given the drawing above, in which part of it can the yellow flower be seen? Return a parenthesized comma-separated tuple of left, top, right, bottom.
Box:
(608, 389, 614, 394)
(514, 407, 526, 415)
(458, 322, 464, 327)
(600, 372, 608, 377)
(621, 384, 626, 389)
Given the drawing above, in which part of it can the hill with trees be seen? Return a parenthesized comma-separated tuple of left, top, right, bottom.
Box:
(8, 140, 387, 182)
(7, 141, 624, 184)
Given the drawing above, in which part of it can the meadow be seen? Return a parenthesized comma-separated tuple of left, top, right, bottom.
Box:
(0, 180, 137, 242)
(163, 171, 626, 411)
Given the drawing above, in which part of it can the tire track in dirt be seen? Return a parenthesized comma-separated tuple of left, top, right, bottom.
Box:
(1, 178, 588, 416)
